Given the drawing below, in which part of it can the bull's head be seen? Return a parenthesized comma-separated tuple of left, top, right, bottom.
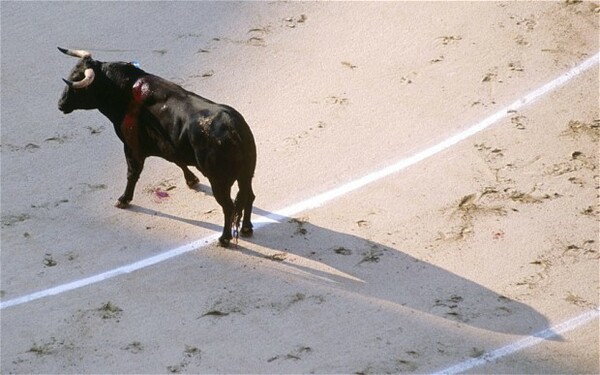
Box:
(58, 47, 99, 114)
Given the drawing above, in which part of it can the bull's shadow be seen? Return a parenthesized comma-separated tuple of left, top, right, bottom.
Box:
(244, 209, 553, 337)
(133, 201, 553, 337)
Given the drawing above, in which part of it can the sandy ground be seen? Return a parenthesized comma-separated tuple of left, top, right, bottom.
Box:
(1, 1, 599, 374)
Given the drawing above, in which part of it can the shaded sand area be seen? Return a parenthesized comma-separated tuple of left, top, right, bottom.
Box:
(1, 1, 598, 373)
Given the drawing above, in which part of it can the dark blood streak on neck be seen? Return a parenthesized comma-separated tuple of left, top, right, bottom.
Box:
(121, 79, 149, 158)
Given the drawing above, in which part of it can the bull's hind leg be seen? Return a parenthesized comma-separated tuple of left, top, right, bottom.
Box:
(234, 176, 255, 237)
(178, 164, 199, 188)
(210, 177, 235, 247)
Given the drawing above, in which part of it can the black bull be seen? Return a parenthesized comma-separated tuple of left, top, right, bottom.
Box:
(57, 48, 256, 247)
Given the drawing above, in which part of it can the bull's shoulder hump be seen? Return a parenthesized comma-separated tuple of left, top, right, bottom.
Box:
(132, 75, 191, 104)
(139, 75, 183, 93)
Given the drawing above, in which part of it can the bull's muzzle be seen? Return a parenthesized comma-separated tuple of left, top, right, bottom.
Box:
(58, 99, 72, 114)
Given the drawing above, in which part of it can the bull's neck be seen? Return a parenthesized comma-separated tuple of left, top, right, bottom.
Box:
(92, 62, 145, 126)
(98, 100, 128, 126)
(96, 81, 136, 126)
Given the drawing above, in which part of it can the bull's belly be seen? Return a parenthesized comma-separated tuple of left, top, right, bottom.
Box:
(145, 148, 195, 166)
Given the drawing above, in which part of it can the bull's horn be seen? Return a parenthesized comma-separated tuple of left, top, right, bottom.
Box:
(57, 47, 92, 59)
(63, 68, 95, 89)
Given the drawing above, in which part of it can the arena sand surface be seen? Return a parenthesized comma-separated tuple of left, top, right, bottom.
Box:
(1, 1, 599, 373)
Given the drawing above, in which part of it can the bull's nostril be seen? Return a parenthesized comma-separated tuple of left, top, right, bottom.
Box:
(58, 102, 71, 114)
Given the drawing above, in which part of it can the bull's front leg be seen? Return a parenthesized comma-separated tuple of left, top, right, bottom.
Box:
(116, 147, 145, 208)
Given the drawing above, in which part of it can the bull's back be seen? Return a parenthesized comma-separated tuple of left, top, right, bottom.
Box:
(140, 74, 255, 177)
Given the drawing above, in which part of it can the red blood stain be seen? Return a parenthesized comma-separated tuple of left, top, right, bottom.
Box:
(132, 79, 150, 103)
(155, 189, 169, 198)
(492, 230, 505, 240)
(152, 188, 170, 203)
(121, 78, 149, 158)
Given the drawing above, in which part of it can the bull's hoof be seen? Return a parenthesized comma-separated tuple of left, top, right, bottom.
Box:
(115, 200, 131, 209)
(240, 226, 254, 237)
(218, 236, 231, 248)
(186, 177, 200, 188)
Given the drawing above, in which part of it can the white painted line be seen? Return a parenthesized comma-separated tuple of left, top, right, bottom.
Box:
(432, 308, 600, 375)
(256, 52, 599, 223)
(1, 52, 598, 310)
(0, 234, 220, 309)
